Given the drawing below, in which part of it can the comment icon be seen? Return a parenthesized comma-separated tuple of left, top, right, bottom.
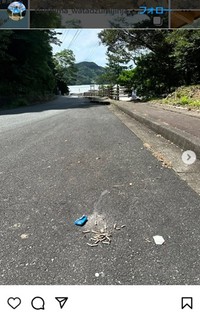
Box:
(31, 297, 45, 310)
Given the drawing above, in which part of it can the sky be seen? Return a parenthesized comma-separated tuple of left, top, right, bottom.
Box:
(51, 29, 108, 67)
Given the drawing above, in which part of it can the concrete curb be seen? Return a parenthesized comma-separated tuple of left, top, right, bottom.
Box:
(112, 101, 200, 159)
(86, 96, 200, 158)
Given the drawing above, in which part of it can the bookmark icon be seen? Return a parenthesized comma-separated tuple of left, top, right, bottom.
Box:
(181, 297, 193, 309)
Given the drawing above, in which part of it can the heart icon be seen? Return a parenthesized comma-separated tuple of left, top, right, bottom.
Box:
(7, 297, 21, 309)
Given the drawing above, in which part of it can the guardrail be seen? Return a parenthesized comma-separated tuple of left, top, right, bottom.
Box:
(84, 85, 128, 100)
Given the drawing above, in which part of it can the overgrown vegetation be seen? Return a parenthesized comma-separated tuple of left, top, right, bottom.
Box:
(0, 30, 57, 107)
(98, 29, 200, 101)
(157, 85, 200, 108)
(0, 30, 77, 108)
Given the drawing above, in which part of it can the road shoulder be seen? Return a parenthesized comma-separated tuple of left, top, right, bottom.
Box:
(109, 104, 200, 196)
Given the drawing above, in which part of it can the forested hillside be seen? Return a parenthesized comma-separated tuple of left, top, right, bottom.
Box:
(74, 62, 105, 85)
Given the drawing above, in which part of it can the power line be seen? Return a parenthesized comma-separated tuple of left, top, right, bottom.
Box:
(67, 29, 82, 49)
(84, 42, 99, 62)
(67, 30, 79, 49)
(59, 30, 65, 43)
(61, 29, 70, 47)
(60, 29, 66, 43)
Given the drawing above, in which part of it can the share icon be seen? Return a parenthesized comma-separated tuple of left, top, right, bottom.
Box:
(55, 297, 68, 309)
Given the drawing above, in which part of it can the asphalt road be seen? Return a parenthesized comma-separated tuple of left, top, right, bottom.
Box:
(0, 96, 200, 285)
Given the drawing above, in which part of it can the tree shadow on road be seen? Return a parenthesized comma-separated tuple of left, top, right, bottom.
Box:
(0, 96, 109, 115)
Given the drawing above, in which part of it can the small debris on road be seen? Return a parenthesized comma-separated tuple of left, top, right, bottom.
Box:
(113, 184, 125, 188)
(20, 233, 29, 239)
(143, 143, 151, 150)
(153, 235, 165, 245)
(85, 222, 126, 247)
(143, 142, 172, 168)
(152, 151, 172, 168)
(87, 243, 98, 247)
(95, 272, 105, 277)
(96, 157, 101, 160)
(13, 223, 21, 228)
(82, 230, 90, 234)
(91, 230, 99, 234)
(74, 215, 88, 226)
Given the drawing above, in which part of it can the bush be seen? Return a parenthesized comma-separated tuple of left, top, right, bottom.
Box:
(10, 98, 29, 108)
(179, 96, 189, 105)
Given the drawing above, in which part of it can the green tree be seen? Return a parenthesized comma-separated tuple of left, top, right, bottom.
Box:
(65, 19, 81, 28)
(98, 29, 187, 98)
(118, 69, 135, 94)
(30, 12, 62, 28)
(167, 30, 200, 85)
(53, 49, 77, 94)
(98, 29, 171, 59)
(0, 30, 12, 60)
(0, 30, 57, 100)
(97, 52, 127, 86)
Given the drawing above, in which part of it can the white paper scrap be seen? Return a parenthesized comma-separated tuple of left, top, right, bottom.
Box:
(153, 235, 165, 245)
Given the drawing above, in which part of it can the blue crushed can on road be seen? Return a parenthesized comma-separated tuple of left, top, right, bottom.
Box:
(74, 215, 88, 226)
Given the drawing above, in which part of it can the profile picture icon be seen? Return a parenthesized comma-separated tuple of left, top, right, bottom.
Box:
(7, 1, 26, 21)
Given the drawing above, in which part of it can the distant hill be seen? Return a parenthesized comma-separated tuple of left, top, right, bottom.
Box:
(73, 61, 105, 85)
